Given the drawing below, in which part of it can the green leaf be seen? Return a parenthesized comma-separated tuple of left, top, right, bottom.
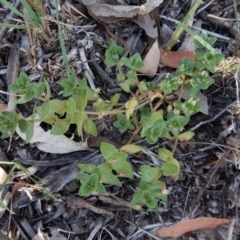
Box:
(97, 163, 112, 173)
(79, 173, 99, 196)
(137, 180, 149, 191)
(158, 148, 174, 162)
(140, 165, 161, 183)
(140, 116, 154, 129)
(38, 101, 51, 120)
(83, 119, 97, 136)
(50, 99, 66, 115)
(34, 82, 45, 98)
(176, 58, 195, 75)
(104, 40, 124, 67)
(117, 73, 126, 82)
(178, 131, 195, 141)
(113, 113, 134, 133)
(50, 118, 70, 135)
(79, 89, 87, 111)
(111, 160, 133, 179)
(130, 190, 143, 205)
(138, 81, 148, 91)
(121, 53, 144, 70)
(71, 112, 82, 135)
(160, 162, 179, 179)
(111, 93, 121, 106)
(151, 110, 163, 122)
(142, 191, 157, 209)
(18, 119, 28, 133)
(59, 76, 76, 97)
(120, 81, 130, 93)
(96, 182, 106, 195)
(75, 173, 89, 181)
(100, 172, 122, 186)
(120, 144, 142, 154)
(77, 164, 97, 173)
(65, 98, 76, 114)
(25, 122, 34, 143)
(107, 152, 127, 165)
(10, 72, 31, 93)
(193, 31, 216, 49)
(100, 142, 118, 160)
(0, 111, 18, 137)
(44, 79, 51, 100)
(148, 181, 166, 193)
(177, 22, 217, 52)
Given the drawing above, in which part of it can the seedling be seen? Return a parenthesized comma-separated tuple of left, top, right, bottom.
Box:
(0, 32, 224, 210)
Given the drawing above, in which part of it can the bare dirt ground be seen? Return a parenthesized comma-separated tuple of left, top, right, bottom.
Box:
(0, 0, 240, 239)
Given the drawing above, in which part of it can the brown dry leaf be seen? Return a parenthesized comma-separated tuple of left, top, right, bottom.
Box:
(138, 39, 160, 77)
(83, 0, 163, 19)
(160, 49, 196, 68)
(0, 167, 7, 185)
(156, 217, 231, 238)
(0, 103, 7, 112)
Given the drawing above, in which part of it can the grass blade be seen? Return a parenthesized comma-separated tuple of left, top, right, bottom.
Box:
(1, 0, 24, 18)
(0, 23, 26, 29)
(20, 0, 41, 26)
(54, 0, 70, 77)
(176, 22, 216, 52)
(166, 0, 202, 50)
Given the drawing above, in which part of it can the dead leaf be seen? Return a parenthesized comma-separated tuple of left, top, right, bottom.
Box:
(160, 49, 196, 68)
(156, 217, 231, 238)
(134, 14, 158, 39)
(0, 44, 19, 112)
(32, 228, 49, 240)
(138, 39, 160, 77)
(0, 167, 7, 185)
(16, 115, 90, 154)
(87, 136, 122, 149)
(83, 0, 163, 19)
(0, 103, 7, 112)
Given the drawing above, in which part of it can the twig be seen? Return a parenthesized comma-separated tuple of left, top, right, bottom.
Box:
(87, 222, 103, 240)
(190, 101, 236, 131)
(196, 0, 214, 14)
(79, 48, 96, 90)
(227, 218, 235, 240)
(189, 150, 230, 218)
(160, 15, 231, 41)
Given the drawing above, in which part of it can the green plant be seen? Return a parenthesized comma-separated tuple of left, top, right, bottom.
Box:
(0, 161, 57, 211)
(0, 30, 224, 210)
(1, 0, 43, 29)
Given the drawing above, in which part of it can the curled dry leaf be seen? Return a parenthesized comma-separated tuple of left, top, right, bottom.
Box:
(156, 217, 231, 238)
(0, 167, 7, 185)
(82, 0, 163, 19)
(160, 49, 196, 68)
(16, 116, 89, 154)
(138, 39, 160, 77)
(0, 103, 7, 113)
